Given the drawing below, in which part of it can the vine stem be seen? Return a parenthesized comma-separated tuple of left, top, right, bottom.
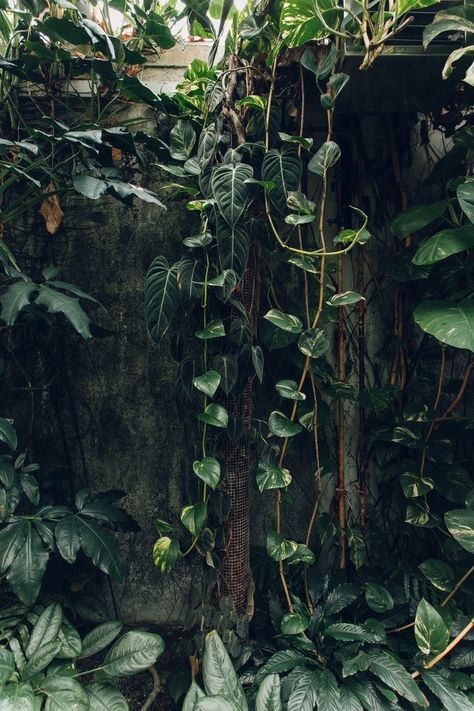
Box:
(411, 619, 474, 679)
(337, 252, 348, 569)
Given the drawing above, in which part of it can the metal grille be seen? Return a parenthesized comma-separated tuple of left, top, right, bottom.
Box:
(220, 254, 255, 615)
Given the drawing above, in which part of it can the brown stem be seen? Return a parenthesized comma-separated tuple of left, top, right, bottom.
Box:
(140, 666, 161, 711)
(412, 619, 474, 679)
(337, 253, 347, 569)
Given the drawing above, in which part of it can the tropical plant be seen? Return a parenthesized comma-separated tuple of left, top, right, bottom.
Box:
(424, 2, 474, 88)
(0, 601, 165, 709)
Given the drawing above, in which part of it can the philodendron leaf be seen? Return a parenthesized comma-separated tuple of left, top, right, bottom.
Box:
(418, 559, 454, 592)
(266, 531, 298, 561)
(0, 682, 35, 710)
(415, 598, 450, 655)
(366, 650, 429, 707)
(406, 500, 441, 528)
(390, 200, 448, 239)
(202, 631, 248, 710)
(213, 354, 238, 395)
(256, 673, 282, 711)
(193, 457, 221, 490)
(287, 543, 315, 565)
(86, 682, 129, 711)
(401, 472, 434, 498)
(268, 411, 302, 437)
(414, 299, 474, 352)
(211, 162, 253, 226)
(216, 220, 249, 279)
(183, 681, 205, 711)
(264, 309, 303, 333)
(198, 403, 228, 428)
(193, 371, 221, 397)
(413, 226, 474, 265)
(308, 141, 341, 177)
(256, 462, 291, 492)
(327, 291, 365, 307)
(280, 0, 339, 47)
(281, 610, 310, 635)
(365, 582, 394, 613)
(170, 120, 196, 160)
(445, 509, 474, 552)
(145, 256, 179, 343)
(275, 380, 305, 400)
(181, 502, 207, 536)
(279, 132, 313, 151)
(153, 536, 180, 573)
(195, 319, 226, 340)
(261, 146, 302, 213)
(457, 179, 474, 223)
(102, 630, 165, 677)
(298, 328, 329, 358)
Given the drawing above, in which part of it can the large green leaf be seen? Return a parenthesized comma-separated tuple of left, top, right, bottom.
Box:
(424, 5, 474, 49)
(145, 256, 179, 343)
(7, 524, 48, 605)
(41, 676, 89, 711)
(256, 462, 291, 492)
(0, 418, 17, 451)
(193, 371, 221, 398)
(390, 200, 448, 239)
(325, 623, 379, 643)
(86, 683, 129, 711)
(281, 610, 310, 635)
(365, 582, 393, 613)
(415, 598, 450, 655)
(324, 583, 361, 615)
(266, 531, 298, 561)
(58, 618, 82, 659)
(193, 457, 221, 490)
(345, 680, 387, 711)
(414, 299, 474, 351)
(445, 509, 474, 552)
(256, 650, 309, 681)
(102, 630, 165, 677)
(177, 258, 203, 307)
(308, 141, 341, 177)
(22, 640, 61, 680)
(280, 0, 339, 47)
(80, 621, 123, 658)
(55, 515, 81, 564)
(0, 281, 36, 326)
(418, 559, 454, 592)
(213, 354, 238, 395)
(0, 648, 14, 685)
(256, 674, 282, 711)
(198, 403, 228, 428)
(314, 669, 340, 711)
(268, 411, 302, 437)
(153, 536, 180, 573)
(263, 309, 302, 333)
(0, 519, 28, 573)
(413, 226, 474, 265)
(261, 146, 302, 213)
(339, 687, 363, 711)
(202, 631, 248, 709)
(457, 180, 474, 223)
(170, 120, 196, 161)
(26, 603, 62, 659)
(211, 163, 253, 225)
(183, 682, 205, 711)
(421, 669, 474, 711)
(216, 220, 249, 279)
(275, 379, 305, 401)
(0, 683, 35, 710)
(78, 518, 124, 580)
(181, 502, 207, 536)
(366, 650, 428, 706)
(287, 670, 319, 711)
(298, 328, 329, 358)
(36, 286, 92, 339)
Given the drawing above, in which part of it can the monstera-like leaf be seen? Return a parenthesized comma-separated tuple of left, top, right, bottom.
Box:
(414, 300, 474, 352)
(145, 256, 179, 343)
(211, 162, 253, 225)
(261, 146, 302, 213)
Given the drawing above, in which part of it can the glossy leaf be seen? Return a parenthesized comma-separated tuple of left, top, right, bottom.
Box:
(401, 472, 434, 498)
(261, 146, 302, 213)
(415, 598, 450, 655)
(80, 621, 123, 658)
(26, 603, 62, 659)
(183, 682, 205, 711)
(0, 683, 35, 710)
(145, 256, 179, 343)
(280, 0, 339, 47)
(7, 524, 48, 605)
(170, 120, 196, 161)
(281, 610, 310, 635)
(256, 462, 291, 492)
(327, 291, 365, 307)
(213, 354, 238, 394)
(298, 328, 329, 358)
(177, 258, 203, 307)
(211, 162, 253, 226)
(216, 220, 249, 279)
(391, 200, 448, 239)
(256, 673, 281, 711)
(78, 518, 124, 580)
(202, 631, 248, 709)
(86, 683, 129, 711)
(266, 531, 298, 561)
(102, 630, 165, 677)
(0, 648, 14, 685)
(193, 371, 221, 397)
(308, 141, 341, 177)
(325, 583, 361, 615)
(0, 519, 28, 573)
(275, 379, 305, 400)
(181, 502, 207, 536)
(314, 669, 340, 711)
(251, 346, 264, 383)
(41, 676, 89, 711)
(263, 309, 302, 333)
(268, 411, 302, 437)
(287, 670, 318, 711)
(413, 226, 474, 265)
(195, 320, 225, 340)
(153, 536, 180, 573)
(414, 300, 474, 352)
(419, 559, 454, 592)
(445, 509, 474, 552)
(55, 515, 81, 564)
(365, 582, 394, 613)
(193, 457, 221, 490)
(198, 403, 228, 428)
(421, 669, 474, 711)
(457, 180, 474, 223)
(366, 650, 428, 706)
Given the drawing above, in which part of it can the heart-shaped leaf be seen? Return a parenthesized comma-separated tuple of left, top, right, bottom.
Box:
(262, 146, 302, 213)
(275, 380, 305, 400)
(308, 141, 341, 177)
(264, 309, 303, 333)
(256, 462, 292, 492)
(445, 508, 474, 552)
(181, 502, 207, 536)
(153, 537, 180, 573)
(414, 299, 474, 352)
(211, 162, 253, 225)
(266, 531, 298, 561)
(195, 320, 226, 339)
(193, 371, 221, 397)
(268, 411, 302, 437)
(198, 404, 228, 428)
(145, 256, 179, 344)
(193, 457, 221, 490)
(298, 328, 329, 357)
